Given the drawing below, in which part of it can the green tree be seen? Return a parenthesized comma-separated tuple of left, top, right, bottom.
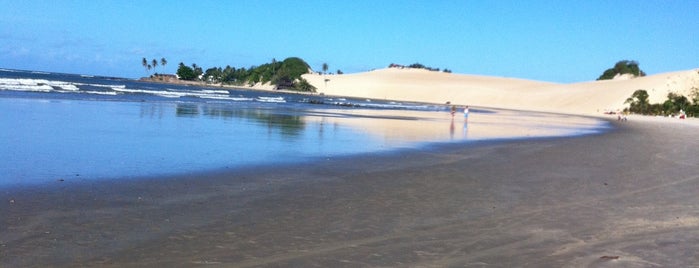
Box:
(220, 65, 237, 84)
(176, 62, 197, 80)
(280, 57, 311, 78)
(294, 78, 316, 92)
(277, 57, 312, 89)
(191, 63, 203, 80)
(598, 60, 646, 80)
(664, 92, 690, 114)
(160, 58, 167, 70)
(625, 89, 650, 114)
(204, 67, 223, 83)
(322, 63, 328, 74)
(271, 67, 293, 89)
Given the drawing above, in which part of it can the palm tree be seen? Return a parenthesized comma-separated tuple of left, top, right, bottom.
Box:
(142, 58, 148, 74)
(322, 62, 329, 89)
(151, 59, 158, 73)
(160, 58, 167, 72)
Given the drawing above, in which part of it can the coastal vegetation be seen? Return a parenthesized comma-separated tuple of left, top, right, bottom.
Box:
(389, 63, 452, 73)
(174, 57, 316, 92)
(597, 60, 646, 80)
(625, 87, 699, 117)
(175, 62, 202, 81)
(141, 57, 167, 75)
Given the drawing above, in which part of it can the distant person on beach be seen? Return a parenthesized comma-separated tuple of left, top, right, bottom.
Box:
(463, 106, 470, 122)
(451, 105, 457, 116)
(617, 110, 628, 121)
(463, 106, 470, 130)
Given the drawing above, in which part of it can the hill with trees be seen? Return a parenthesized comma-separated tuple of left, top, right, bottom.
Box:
(597, 60, 646, 80)
(171, 57, 315, 92)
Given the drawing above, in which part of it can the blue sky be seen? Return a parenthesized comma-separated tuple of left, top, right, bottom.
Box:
(1, 0, 697, 83)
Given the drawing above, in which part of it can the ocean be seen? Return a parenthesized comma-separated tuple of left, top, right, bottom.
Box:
(0, 68, 607, 186)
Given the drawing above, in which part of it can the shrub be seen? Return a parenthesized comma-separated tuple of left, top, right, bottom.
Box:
(597, 60, 646, 80)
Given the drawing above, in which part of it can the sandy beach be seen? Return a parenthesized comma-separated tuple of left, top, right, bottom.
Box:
(4, 0, 699, 265)
(3, 68, 699, 267)
(2, 116, 699, 267)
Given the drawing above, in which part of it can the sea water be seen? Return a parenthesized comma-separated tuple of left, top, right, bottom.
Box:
(0, 69, 607, 186)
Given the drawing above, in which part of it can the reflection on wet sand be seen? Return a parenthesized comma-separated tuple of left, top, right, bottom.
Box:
(304, 108, 604, 146)
(165, 102, 604, 148)
(172, 103, 307, 136)
(450, 115, 470, 140)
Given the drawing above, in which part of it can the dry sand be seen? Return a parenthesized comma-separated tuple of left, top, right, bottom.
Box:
(2, 118, 699, 267)
(304, 68, 699, 115)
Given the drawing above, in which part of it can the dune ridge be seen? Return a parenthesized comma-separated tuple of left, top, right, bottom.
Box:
(303, 68, 699, 115)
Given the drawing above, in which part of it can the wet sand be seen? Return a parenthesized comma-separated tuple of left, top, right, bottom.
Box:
(2, 118, 699, 267)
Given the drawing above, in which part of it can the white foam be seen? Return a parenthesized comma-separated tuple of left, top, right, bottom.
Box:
(200, 89, 230, 94)
(201, 95, 253, 101)
(113, 87, 196, 98)
(80, 90, 118, 96)
(58, 83, 79, 91)
(1, 84, 53, 92)
(0, 78, 54, 92)
(1, 78, 129, 93)
(113, 87, 166, 95)
(0, 78, 79, 91)
(257, 96, 286, 103)
(0, 76, 281, 103)
(81, 82, 125, 89)
(111, 87, 252, 101)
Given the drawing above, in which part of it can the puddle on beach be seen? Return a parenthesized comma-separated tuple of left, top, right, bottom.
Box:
(0, 98, 605, 186)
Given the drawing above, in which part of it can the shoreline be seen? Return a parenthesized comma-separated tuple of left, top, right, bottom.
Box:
(138, 67, 699, 117)
(138, 75, 310, 96)
(3, 118, 699, 266)
(136, 74, 699, 126)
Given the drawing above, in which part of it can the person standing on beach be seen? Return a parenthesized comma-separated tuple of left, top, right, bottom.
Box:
(451, 105, 457, 116)
(462, 106, 470, 137)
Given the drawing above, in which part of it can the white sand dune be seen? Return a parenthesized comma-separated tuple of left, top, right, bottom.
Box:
(303, 68, 699, 115)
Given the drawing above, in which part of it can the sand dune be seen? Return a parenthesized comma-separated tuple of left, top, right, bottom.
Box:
(303, 68, 699, 115)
